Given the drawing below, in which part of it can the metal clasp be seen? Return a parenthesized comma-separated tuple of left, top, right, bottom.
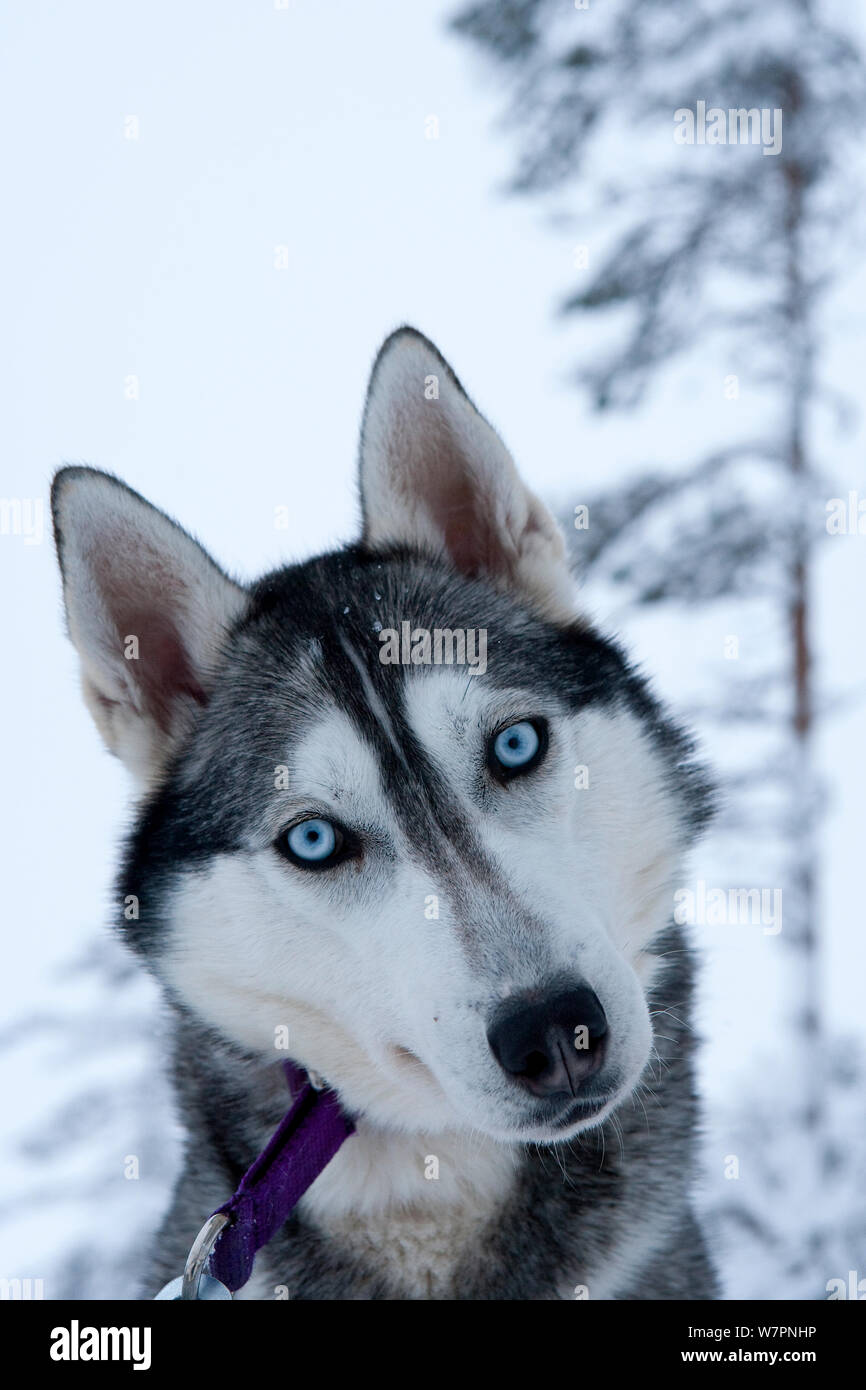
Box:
(181, 1212, 231, 1299)
(154, 1212, 232, 1301)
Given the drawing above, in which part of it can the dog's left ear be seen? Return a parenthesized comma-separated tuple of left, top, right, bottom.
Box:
(358, 328, 575, 620)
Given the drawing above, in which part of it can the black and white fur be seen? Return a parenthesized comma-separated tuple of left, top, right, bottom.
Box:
(52, 328, 717, 1299)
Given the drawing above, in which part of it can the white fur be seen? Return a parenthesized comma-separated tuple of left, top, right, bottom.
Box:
(161, 675, 681, 1159)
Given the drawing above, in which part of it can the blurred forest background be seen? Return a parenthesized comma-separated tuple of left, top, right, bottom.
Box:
(1, 0, 864, 1300)
(453, 0, 866, 1297)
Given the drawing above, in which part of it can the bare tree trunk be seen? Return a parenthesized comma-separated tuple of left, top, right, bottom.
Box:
(783, 132, 823, 1143)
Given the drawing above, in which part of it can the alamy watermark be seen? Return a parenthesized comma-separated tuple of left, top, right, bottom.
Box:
(0, 498, 43, 544)
(49, 1321, 151, 1370)
(674, 101, 782, 157)
(378, 621, 487, 675)
(674, 880, 782, 935)
(826, 492, 866, 535)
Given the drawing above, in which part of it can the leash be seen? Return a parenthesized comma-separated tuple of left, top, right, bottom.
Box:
(155, 1060, 355, 1300)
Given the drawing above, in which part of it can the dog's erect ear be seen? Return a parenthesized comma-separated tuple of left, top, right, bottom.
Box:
(358, 328, 574, 619)
(51, 467, 248, 785)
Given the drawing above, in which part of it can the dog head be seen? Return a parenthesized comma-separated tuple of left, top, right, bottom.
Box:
(52, 328, 710, 1144)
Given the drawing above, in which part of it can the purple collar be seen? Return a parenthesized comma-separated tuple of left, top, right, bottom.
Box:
(206, 1061, 354, 1294)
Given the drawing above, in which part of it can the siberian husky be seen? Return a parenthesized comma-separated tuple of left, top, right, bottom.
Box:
(51, 328, 717, 1299)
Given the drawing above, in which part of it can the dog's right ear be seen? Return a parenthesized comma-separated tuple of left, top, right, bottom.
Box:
(51, 467, 248, 786)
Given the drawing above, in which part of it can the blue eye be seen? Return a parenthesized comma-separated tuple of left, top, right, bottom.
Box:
(284, 818, 340, 865)
(491, 720, 542, 773)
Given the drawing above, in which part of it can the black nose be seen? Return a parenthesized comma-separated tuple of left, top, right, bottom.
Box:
(487, 983, 608, 1099)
